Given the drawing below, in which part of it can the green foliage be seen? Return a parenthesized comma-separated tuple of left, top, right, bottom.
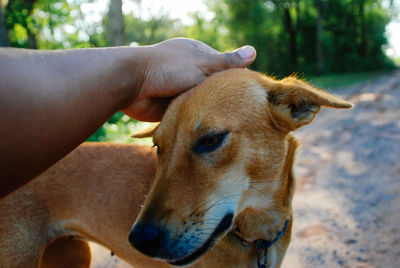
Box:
(5, 0, 72, 48)
(87, 111, 154, 145)
(5, 0, 35, 47)
(394, 57, 400, 67)
(207, 0, 395, 76)
(124, 11, 182, 46)
(184, 12, 235, 52)
(208, 0, 282, 72)
(322, 0, 392, 72)
(87, 112, 136, 143)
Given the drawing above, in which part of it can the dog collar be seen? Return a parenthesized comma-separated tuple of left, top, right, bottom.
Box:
(231, 218, 290, 268)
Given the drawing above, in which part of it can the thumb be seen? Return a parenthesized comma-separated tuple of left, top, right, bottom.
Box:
(223, 45, 256, 68)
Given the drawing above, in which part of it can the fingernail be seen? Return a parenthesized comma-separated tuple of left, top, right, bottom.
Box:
(236, 45, 256, 59)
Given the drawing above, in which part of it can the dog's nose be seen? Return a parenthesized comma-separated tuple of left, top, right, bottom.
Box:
(129, 223, 165, 257)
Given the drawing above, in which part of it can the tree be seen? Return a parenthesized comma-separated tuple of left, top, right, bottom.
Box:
(315, 0, 326, 75)
(208, 0, 393, 75)
(272, 0, 301, 72)
(107, 0, 125, 46)
(0, 2, 9, 46)
(356, 0, 367, 59)
(322, 0, 392, 72)
(124, 11, 181, 46)
(5, 0, 38, 48)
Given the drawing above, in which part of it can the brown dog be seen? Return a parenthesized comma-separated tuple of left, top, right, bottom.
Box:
(128, 68, 352, 267)
(0, 68, 351, 268)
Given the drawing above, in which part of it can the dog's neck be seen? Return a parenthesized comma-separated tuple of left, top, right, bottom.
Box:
(197, 210, 291, 268)
(230, 216, 290, 268)
(199, 134, 298, 267)
(231, 217, 290, 248)
(232, 208, 291, 243)
(232, 134, 297, 241)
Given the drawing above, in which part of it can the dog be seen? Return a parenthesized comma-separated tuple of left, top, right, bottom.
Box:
(0, 143, 169, 268)
(128, 68, 352, 268)
(0, 68, 351, 268)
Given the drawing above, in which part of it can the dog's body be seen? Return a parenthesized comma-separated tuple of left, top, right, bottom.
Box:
(0, 69, 351, 268)
(0, 143, 169, 268)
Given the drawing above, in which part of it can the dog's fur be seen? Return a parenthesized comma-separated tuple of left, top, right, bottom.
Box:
(0, 143, 169, 268)
(0, 69, 351, 268)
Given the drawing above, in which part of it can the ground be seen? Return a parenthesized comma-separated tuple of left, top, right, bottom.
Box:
(90, 70, 400, 268)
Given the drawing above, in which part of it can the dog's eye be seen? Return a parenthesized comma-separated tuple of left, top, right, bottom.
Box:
(194, 132, 228, 154)
(152, 143, 161, 155)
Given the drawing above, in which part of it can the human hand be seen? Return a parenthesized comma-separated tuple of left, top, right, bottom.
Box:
(122, 38, 256, 122)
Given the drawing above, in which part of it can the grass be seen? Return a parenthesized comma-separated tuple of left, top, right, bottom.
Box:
(305, 70, 389, 90)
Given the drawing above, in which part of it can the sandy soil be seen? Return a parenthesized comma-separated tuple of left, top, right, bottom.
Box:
(90, 71, 400, 268)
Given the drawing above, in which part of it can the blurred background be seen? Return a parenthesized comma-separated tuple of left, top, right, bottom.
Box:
(1, 0, 399, 142)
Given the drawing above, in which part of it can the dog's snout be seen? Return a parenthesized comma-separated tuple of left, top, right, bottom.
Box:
(129, 223, 165, 257)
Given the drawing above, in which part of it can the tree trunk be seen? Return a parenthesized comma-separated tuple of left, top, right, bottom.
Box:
(358, 0, 367, 58)
(315, 0, 325, 75)
(107, 0, 125, 46)
(0, 3, 9, 47)
(26, 30, 37, 49)
(24, 1, 38, 49)
(283, 6, 298, 72)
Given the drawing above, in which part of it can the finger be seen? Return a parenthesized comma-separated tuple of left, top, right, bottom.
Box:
(225, 45, 257, 68)
(201, 45, 256, 73)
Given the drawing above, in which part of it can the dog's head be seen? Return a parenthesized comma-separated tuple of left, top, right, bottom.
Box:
(129, 69, 351, 266)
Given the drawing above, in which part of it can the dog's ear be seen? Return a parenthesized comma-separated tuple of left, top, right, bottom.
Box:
(265, 76, 352, 131)
(131, 123, 159, 138)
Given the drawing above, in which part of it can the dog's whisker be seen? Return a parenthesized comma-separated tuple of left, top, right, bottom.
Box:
(194, 193, 242, 216)
(188, 194, 237, 217)
(189, 193, 238, 217)
(193, 219, 221, 225)
(248, 185, 265, 194)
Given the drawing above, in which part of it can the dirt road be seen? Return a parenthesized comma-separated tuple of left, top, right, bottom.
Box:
(283, 70, 400, 268)
(91, 71, 400, 268)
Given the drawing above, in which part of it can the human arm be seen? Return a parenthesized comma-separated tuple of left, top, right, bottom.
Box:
(0, 38, 256, 197)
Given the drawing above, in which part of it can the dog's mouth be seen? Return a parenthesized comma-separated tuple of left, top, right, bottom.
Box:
(168, 212, 234, 266)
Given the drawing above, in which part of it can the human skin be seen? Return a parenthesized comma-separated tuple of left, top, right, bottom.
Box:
(0, 38, 256, 198)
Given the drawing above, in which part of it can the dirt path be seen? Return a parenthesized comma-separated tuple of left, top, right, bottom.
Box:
(91, 71, 400, 268)
(283, 70, 400, 268)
